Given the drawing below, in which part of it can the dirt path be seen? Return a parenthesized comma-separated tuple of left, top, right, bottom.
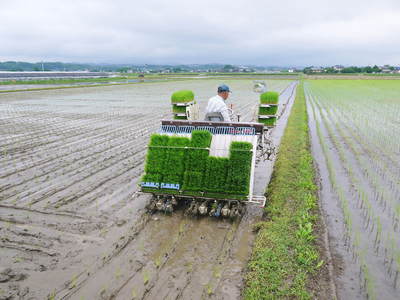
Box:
(0, 80, 296, 299)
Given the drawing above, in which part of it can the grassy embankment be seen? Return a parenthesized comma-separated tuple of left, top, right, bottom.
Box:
(244, 82, 322, 299)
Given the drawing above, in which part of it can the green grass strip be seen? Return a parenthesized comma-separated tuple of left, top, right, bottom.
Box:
(244, 82, 321, 299)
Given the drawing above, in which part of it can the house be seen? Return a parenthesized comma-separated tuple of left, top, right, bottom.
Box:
(311, 67, 323, 73)
(333, 65, 344, 72)
(380, 65, 395, 73)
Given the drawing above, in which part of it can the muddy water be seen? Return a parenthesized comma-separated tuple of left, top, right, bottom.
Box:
(0, 80, 296, 299)
(306, 97, 364, 300)
(305, 86, 400, 300)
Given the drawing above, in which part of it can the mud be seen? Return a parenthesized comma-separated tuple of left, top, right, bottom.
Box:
(0, 79, 296, 299)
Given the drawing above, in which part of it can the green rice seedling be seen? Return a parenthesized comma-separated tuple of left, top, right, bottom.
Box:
(145, 134, 170, 175)
(179, 222, 185, 234)
(225, 142, 252, 195)
(213, 266, 221, 278)
(142, 134, 170, 185)
(143, 270, 150, 285)
(115, 267, 121, 279)
(260, 91, 279, 104)
(374, 217, 382, 248)
(14, 257, 22, 263)
(258, 117, 277, 126)
(69, 274, 78, 289)
(182, 171, 204, 191)
(258, 106, 278, 115)
(206, 283, 213, 295)
(185, 261, 193, 272)
(394, 252, 400, 288)
(170, 90, 194, 103)
(183, 130, 212, 191)
(173, 115, 187, 120)
(172, 105, 187, 113)
(162, 136, 190, 185)
(362, 263, 376, 300)
(203, 157, 229, 193)
(100, 285, 107, 298)
(171, 90, 195, 120)
(48, 290, 56, 300)
(142, 173, 162, 184)
(131, 288, 137, 299)
(154, 256, 162, 268)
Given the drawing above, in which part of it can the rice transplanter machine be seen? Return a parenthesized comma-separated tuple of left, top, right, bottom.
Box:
(139, 88, 278, 217)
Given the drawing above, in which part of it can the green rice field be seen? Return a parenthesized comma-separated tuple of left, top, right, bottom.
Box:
(305, 80, 400, 299)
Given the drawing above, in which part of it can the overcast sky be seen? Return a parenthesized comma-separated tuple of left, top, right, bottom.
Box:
(1, 0, 399, 66)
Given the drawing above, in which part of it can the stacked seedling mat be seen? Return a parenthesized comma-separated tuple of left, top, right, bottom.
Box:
(258, 91, 279, 127)
(171, 90, 195, 120)
(141, 129, 257, 201)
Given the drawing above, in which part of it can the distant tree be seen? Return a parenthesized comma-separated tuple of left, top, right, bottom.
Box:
(372, 65, 381, 73)
(223, 64, 235, 71)
(341, 66, 362, 73)
(363, 66, 373, 73)
(117, 67, 130, 73)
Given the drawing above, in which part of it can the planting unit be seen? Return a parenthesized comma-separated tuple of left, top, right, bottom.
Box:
(258, 91, 279, 127)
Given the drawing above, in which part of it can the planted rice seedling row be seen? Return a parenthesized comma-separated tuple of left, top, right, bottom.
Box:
(320, 99, 400, 223)
(306, 80, 400, 298)
(313, 90, 400, 231)
(307, 92, 375, 298)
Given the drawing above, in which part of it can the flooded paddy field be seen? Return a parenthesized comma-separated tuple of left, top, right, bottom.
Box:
(306, 80, 400, 300)
(0, 79, 296, 299)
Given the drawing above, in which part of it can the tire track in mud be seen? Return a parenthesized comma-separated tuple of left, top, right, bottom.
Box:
(4, 134, 149, 201)
(0, 108, 164, 158)
(0, 114, 161, 176)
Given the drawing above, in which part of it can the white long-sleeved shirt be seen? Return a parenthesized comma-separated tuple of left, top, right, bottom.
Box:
(205, 95, 231, 121)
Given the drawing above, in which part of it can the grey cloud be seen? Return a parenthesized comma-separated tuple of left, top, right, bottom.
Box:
(1, 0, 399, 65)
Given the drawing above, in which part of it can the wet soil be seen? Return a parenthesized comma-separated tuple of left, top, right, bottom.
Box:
(0, 80, 296, 299)
(305, 87, 400, 299)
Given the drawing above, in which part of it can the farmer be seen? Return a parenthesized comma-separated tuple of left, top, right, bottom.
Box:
(205, 84, 232, 122)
